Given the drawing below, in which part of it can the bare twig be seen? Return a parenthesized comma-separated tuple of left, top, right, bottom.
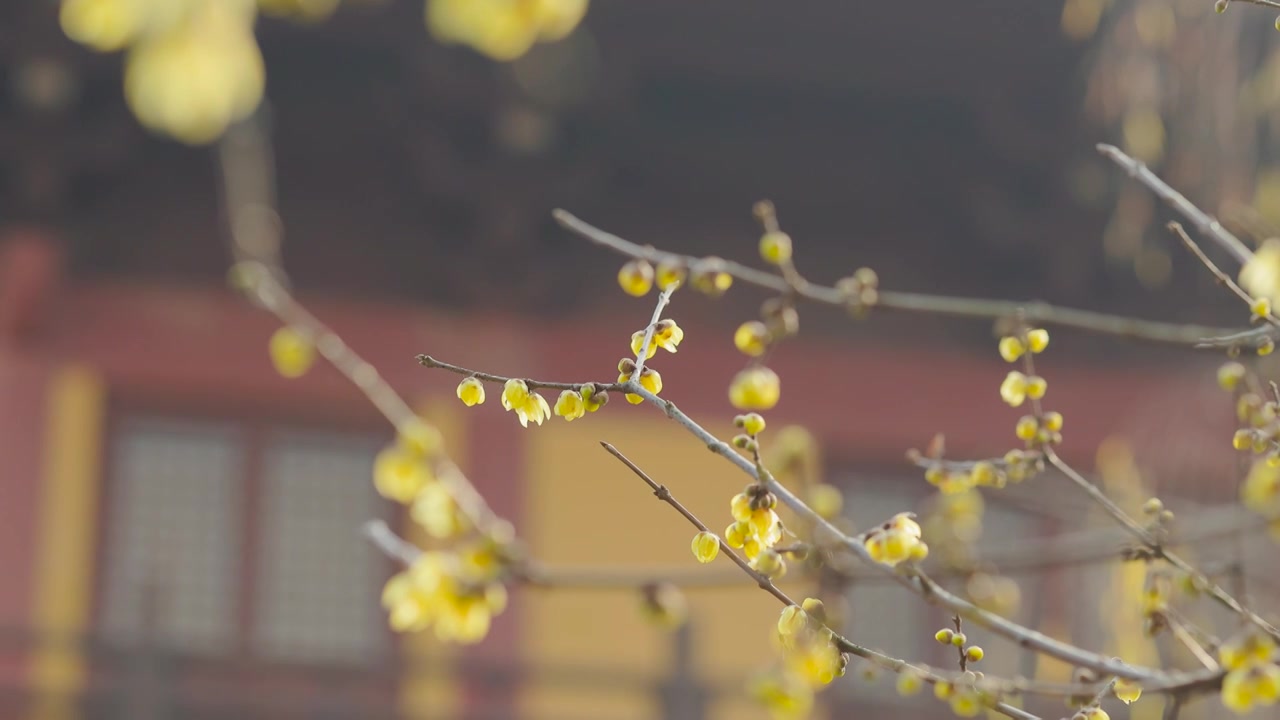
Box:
(417, 354, 610, 392)
(1165, 613, 1222, 672)
(552, 209, 1247, 346)
(1098, 144, 1254, 265)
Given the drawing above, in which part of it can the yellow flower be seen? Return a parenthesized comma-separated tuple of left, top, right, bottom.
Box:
(426, 0, 589, 62)
(60, 0, 148, 52)
(896, 669, 925, 696)
(124, 4, 265, 144)
(1015, 415, 1038, 441)
(1221, 633, 1277, 671)
(581, 384, 609, 412)
(1223, 666, 1258, 714)
(808, 484, 843, 519)
(692, 259, 734, 296)
(374, 446, 433, 503)
(269, 326, 315, 378)
(631, 319, 684, 358)
(1242, 459, 1280, 516)
(965, 646, 984, 663)
(501, 379, 550, 426)
(1026, 328, 1049, 353)
(615, 258, 654, 297)
(734, 321, 770, 356)
(1220, 362, 1247, 392)
(730, 366, 781, 410)
(619, 366, 662, 404)
(691, 531, 720, 563)
(1000, 371, 1028, 407)
(1025, 375, 1047, 400)
(411, 482, 466, 538)
(1241, 239, 1280, 309)
(553, 389, 585, 421)
(949, 686, 984, 717)
(456, 376, 486, 406)
(382, 572, 435, 632)
(1042, 411, 1064, 432)
(777, 605, 809, 637)
(435, 593, 493, 644)
(655, 260, 686, 290)
(753, 548, 785, 578)
(739, 412, 767, 435)
(1113, 678, 1142, 704)
(725, 520, 750, 548)
(787, 636, 842, 686)
(394, 421, 439, 460)
(998, 336, 1024, 362)
(760, 231, 793, 265)
(748, 672, 814, 720)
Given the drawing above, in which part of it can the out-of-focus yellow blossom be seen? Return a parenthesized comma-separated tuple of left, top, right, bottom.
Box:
(374, 445, 433, 503)
(61, 0, 153, 51)
(808, 483, 843, 519)
(1076, 708, 1110, 720)
(760, 231, 793, 265)
(258, 0, 341, 21)
(1043, 411, 1064, 432)
(737, 412, 767, 435)
(735, 321, 770, 356)
(640, 582, 687, 629)
(1220, 362, 1247, 392)
(896, 669, 925, 696)
(725, 520, 750, 548)
(655, 260, 685, 291)
(1242, 459, 1280, 516)
(998, 336, 1024, 362)
(398, 419, 444, 459)
(935, 681, 953, 700)
(1221, 632, 1278, 671)
(1241, 239, 1280, 309)
(1113, 678, 1142, 704)
(269, 326, 315, 378)
(777, 604, 809, 637)
(949, 685, 984, 717)
(1015, 416, 1038, 441)
(749, 672, 814, 720)
(553, 389, 585, 421)
(752, 547, 785, 578)
(615, 258, 654, 297)
(865, 527, 927, 566)
(691, 259, 733, 296)
(730, 366, 781, 410)
(1025, 375, 1047, 400)
(1222, 660, 1280, 714)
(500, 378, 551, 427)
(1026, 328, 1049, 353)
(411, 482, 466, 538)
(456, 376, 486, 406)
(426, 0, 589, 62)
(787, 635, 843, 685)
(124, 2, 265, 144)
(965, 646, 984, 663)
(691, 531, 720, 563)
(1000, 371, 1028, 407)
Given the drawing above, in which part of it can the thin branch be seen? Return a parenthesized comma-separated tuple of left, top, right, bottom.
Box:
(632, 285, 677, 378)
(1163, 693, 1184, 720)
(1044, 448, 1280, 641)
(1165, 613, 1222, 672)
(1097, 144, 1254, 265)
(601, 441, 1042, 720)
(417, 354, 611, 392)
(363, 519, 421, 566)
(552, 209, 1247, 346)
(1168, 223, 1279, 335)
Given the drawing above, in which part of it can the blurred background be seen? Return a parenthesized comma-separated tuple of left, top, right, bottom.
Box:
(0, 0, 1276, 718)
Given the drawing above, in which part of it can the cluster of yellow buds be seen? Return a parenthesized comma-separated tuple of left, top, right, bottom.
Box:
(1014, 411, 1063, 445)
(934, 626, 986, 665)
(426, 0, 588, 61)
(775, 599, 848, 688)
(999, 370, 1047, 407)
(725, 484, 786, 576)
(834, 268, 880, 317)
(61, 0, 266, 144)
(925, 458, 1008, 494)
(863, 512, 929, 566)
(618, 256, 732, 297)
(456, 376, 609, 424)
(618, 358, 663, 404)
(1219, 631, 1280, 714)
(380, 537, 512, 644)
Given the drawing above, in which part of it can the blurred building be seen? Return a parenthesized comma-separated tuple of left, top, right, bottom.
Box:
(0, 2, 1261, 720)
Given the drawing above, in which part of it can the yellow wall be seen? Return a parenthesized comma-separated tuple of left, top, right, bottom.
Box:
(27, 365, 105, 720)
(520, 413, 797, 720)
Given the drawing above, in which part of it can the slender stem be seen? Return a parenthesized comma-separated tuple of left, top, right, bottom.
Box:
(1098, 144, 1254, 265)
(417, 354, 613, 392)
(1168, 223, 1279, 334)
(632, 285, 677, 378)
(1045, 448, 1280, 640)
(363, 520, 422, 566)
(1165, 614, 1222, 671)
(552, 209, 1247, 346)
(601, 441, 1042, 720)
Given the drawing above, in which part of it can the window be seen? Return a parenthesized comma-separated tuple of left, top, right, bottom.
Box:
(100, 418, 242, 654)
(100, 415, 390, 666)
(253, 431, 388, 664)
